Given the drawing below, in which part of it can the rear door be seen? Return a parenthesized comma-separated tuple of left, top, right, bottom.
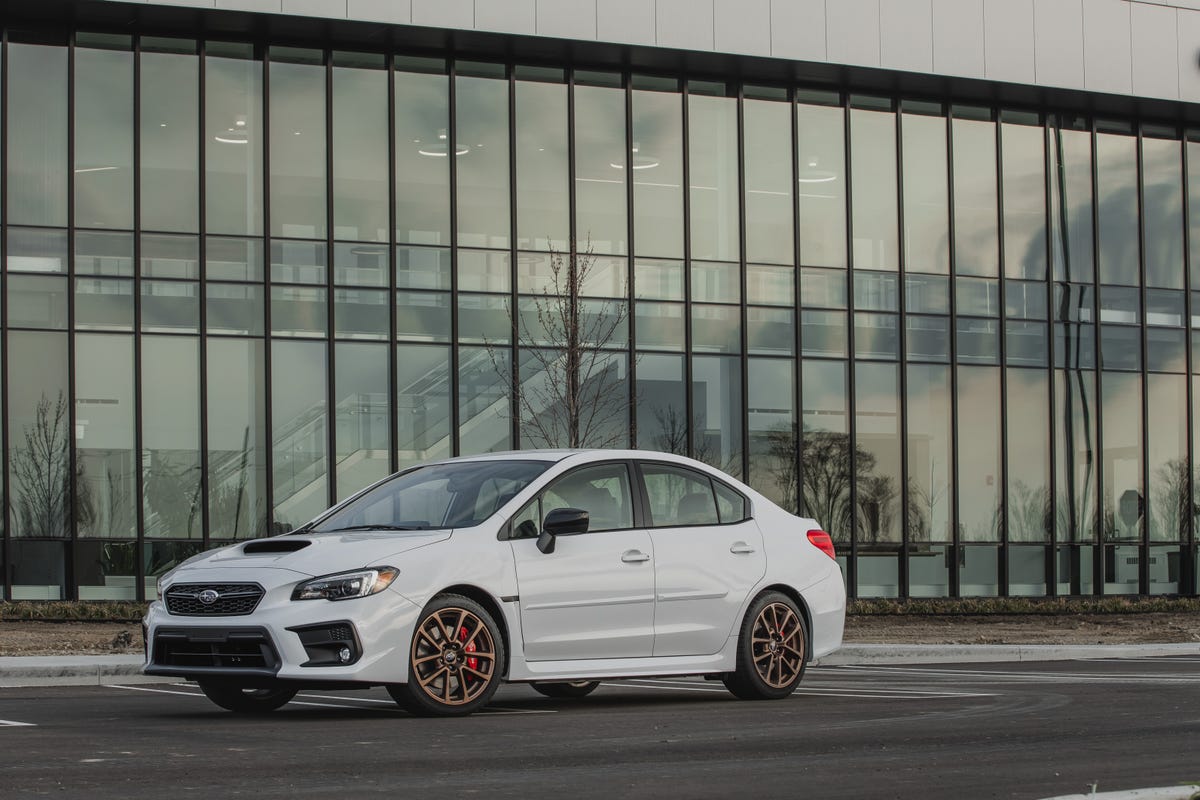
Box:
(638, 462, 765, 657)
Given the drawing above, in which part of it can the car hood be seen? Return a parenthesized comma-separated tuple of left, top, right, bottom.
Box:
(173, 530, 453, 580)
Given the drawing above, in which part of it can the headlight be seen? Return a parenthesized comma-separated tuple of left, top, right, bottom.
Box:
(291, 567, 399, 601)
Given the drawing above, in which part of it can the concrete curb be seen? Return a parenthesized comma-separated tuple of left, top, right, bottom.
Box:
(3, 642, 1200, 688)
(1037, 786, 1200, 800)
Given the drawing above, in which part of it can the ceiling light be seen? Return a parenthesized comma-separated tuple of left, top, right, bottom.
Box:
(74, 166, 120, 174)
(610, 143, 659, 170)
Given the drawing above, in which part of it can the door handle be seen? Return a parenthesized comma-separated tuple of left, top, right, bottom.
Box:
(729, 541, 756, 555)
(621, 549, 651, 563)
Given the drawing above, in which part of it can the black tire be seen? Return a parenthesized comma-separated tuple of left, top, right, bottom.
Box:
(722, 591, 808, 701)
(197, 682, 297, 713)
(388, 593, 506, 717)
(530, 680, 600, 699)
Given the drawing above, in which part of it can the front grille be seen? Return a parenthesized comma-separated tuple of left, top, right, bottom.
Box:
(153, 628, 279, 671)
(165, 583, 264, 616)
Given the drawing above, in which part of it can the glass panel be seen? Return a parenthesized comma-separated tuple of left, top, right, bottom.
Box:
(398, 245, 453, 291)
(1001, 120, 1047, 280)
(141, 281, 199, 333)
(1048, 124, 1095, 284)
(956, 277, 1000, 317)
(272, 340, 329, 529)
(1102, 371, 1143, 542)
(141, 45, 199, 232)
(1006, 321, 1048, 367)
(144, 541, 204, 597)
(396, 345, 452, 467)
(1100, 325, 1141, 371)
(206, 44, 263, 236)
(1099, 285, 1140, 324)
(854, 271, 899, 312)
(1055, 544, 1096, 595)
(1146, 289, 1184, 327)
(270, 50, 326, 239)
(1096, 131, 1139, 286)
(74, 335, 136, 538)
(458, 294, 509, 344)
(744, 98, 793, 265)
(7, 333, 70, 537)
(1008, 546, 1047, 596)
(207, 237, 263, 281)
(1055, 370, 1098, 542)
(851, 104, 898, 270)
(205, 283, 261, 335)
(542, 463, 633, 532)
(7, 226, 68, 273)
(456, 73, 511, 249)
(1143, 137, 1184, 289)
(958, 366, 1002, 541)
(801, 360, 850, 540)
(747, 265, 794, 306)
(333, 58, 388, 242)
(692, 261, 740, 303)
(636, 353, 687, 453)
(334, 288, 389, 339)
(635, 302, 685, 351)
(75, 278, 135, 330)
(956, 318, 999, 364)
(334, 343, 390, 500)
(1190, 141, 1200, 289)
(689, 93, 739, 262)
(901, 112, 949, 274)
(140, 233, 200, 279)
(75, 44, 133, 229)
(1147, 374, 1187, 541)
(8, 44, 68, 226)
(396, 69, 450, 245)
(268, 286, 326, 338)
(906, 274, 949, 315)
(906, 316, 950, 362)
(1055, 283, 1094, 322)
(1055, 322, 1096, 370)
(801, 310, 847, 358)
(906, 364, 952, 543)
(1147, 328, 1186, 373)
(1007, 368, 1051, 542)
(7, 276, 69, 329)
(333, 242, 388, 287)
(520, 348, 629, 448)
(1149, 545, 1181, 594)
(801, 267, 847, 308)
(692, 304, 740, 353)
(641, 464, 719, 527)
(632, 86, 684, 258)
(952, 115, 999, 276)
(854, 313, 899, 360)
(909, 545, 950, 597)
(575, 83, 628, 255)
(76, 541, 138, 600)
(748, 307, 794, 356)
(855, 362, 901, 544)
(1104, 543, 1141, 594)
(270, 240, 327, 284)
(748, 359, 796, 509)
(634, 258, 684, 300)
(1006, 280, 1048, 319)
(10, 541, 66, 600)
(516, 78, 569, 251)
(797, 103, 847, 268)
(76, 231, 134, 277)
(459, 346, 512, 454)
(961, 546, 1000, 596)
(142, 336, 202, 538)
(693, 355, 743, 477)
(207, 338, 268, 539)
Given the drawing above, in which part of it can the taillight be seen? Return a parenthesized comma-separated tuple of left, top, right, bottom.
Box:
(807, 529, 836, 560)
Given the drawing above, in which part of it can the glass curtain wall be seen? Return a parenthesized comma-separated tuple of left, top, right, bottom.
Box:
(2, 26, 1199, 600)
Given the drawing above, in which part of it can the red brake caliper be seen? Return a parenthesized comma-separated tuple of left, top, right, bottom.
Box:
(459, 626, 478, 679)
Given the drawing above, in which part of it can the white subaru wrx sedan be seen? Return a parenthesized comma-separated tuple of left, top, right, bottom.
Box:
(144, 450, 846, 716)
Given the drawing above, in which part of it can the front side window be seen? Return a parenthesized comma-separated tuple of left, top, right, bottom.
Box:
(512, 463, 634, 537)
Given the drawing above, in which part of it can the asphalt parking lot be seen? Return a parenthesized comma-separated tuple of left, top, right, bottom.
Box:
(2, 658, 1199, 799)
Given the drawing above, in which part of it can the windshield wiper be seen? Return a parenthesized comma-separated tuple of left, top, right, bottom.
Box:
(322, 524, 425, 532)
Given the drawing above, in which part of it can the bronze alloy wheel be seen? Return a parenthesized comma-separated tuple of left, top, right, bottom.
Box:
(409, 605, 498, 707)
(751, 601, 806, 689)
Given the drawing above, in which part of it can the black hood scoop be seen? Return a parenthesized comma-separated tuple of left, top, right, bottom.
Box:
(242, 539, 312, 554)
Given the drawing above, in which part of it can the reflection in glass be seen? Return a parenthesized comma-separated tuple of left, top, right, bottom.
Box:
(396, 69, 450, 245)
(744, 99, 793, 265)
(901, 112, 949, 274)
(689, 93, 739, 262)
(335, 289, 389, 339)
(797, 103, 847, 268)
(1055, 370, 1097, 542)
(1001, 120, 1047, 280)
(1147, 374, 1187, 541)
(635, 302, 685, 351)
(8, 44, 68, 227)
(632, 87, 684, 258)
(1048, 123, 1094, 284)
(272, 340, 329, 529)
(748, 307, 794, 356)
(575, 83, 628, 255)
(636, 354, 687, 454)
(74, 335, 136, 538)
(459, 346, 512, 454)
(518, 349, 628, 449)
(1190, 141, 1200, 289)
(206, 44, 263, 236)
(907, 365, 952, 542)
(207, 338, 268, 539)
(77, 231, 134, 277)
(7, 333, 70, 537)
(801, 360, 850, 541)
(270, 286, 327, 338)
(1097, 132, 1139, 285)
(516, 78, 569, 251)
(396, 345, 452, 467)
(693, 355, 743, 478)
(851, 106, 898, 270)
(207, 237, 264, 281)
(141, 45, 199, 232)
(748, 359, 796, 509)
(75, 540, 139, 600)
(1007, 368, 1051, 542)
(952, 115, 998, 276)
(141, 281, 200, 333)
(855, 363, 901, 544)
(1102, 371, 1142, 542)
(957, 366, 1001, 541)
(333, 57, 388, 242)
(1142, 137, 1184, 289)
(335, 343, 391, 499)
(142, 336, 202, 538)
(7, 276, 69, 330)
(76, 278, 135, 331)
(457, 75, 511, 249)
(270, 51, 326, 238)
(75, 44, 133, 229)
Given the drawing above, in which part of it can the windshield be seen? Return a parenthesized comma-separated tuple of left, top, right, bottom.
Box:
(309, 460, 551, 533)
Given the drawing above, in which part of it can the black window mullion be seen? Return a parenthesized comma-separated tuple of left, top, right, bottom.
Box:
(843, 94, 857, 599)
(736, 84, 749, 485)
(386, 56, 398, 476)
(508, 64, 519, 449)
(262, 44, 276, 533)
(325, 50, 336, 506)
(66, 31, 78, 599)
(447, 61, 460, 456)
(1090, 117, 1104, 596)
(946, 107, 961, 598)
(1136, 121, 1151, 595)
(1183, 134, 1196, 596)
(1044, 113, 1057, 597)
(791, 86, 804, 519)
(1, 29, 10, 600)
(996, 111, 1010, 597)
(197, 39, 211, 553)
(624, 71, 637, 447)
(682, 80, 694, 459)
(896, 101, 910, 600)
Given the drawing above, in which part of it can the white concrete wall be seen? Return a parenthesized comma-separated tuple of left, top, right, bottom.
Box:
(94, 0, 1200, 102)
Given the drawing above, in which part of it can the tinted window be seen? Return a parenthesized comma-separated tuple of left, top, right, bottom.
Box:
(713, 480, 748, 523)
(642, 465, 719, 527)
(540, 464, 633, 533)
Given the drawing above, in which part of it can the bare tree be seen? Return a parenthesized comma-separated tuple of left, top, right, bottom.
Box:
(487, 239, 632, 449)
(11, 391, 94, 536)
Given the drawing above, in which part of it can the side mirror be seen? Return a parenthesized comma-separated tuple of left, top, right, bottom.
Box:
(536, 507, 589, 554)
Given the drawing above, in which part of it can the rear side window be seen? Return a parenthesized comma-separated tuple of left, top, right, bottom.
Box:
(640, 464, 720, 527)
(713, 480, 748, 523)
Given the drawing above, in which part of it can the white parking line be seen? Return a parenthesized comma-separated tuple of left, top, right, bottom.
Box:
(608, 678, 993, 700)
(0, 719, 36, 727)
